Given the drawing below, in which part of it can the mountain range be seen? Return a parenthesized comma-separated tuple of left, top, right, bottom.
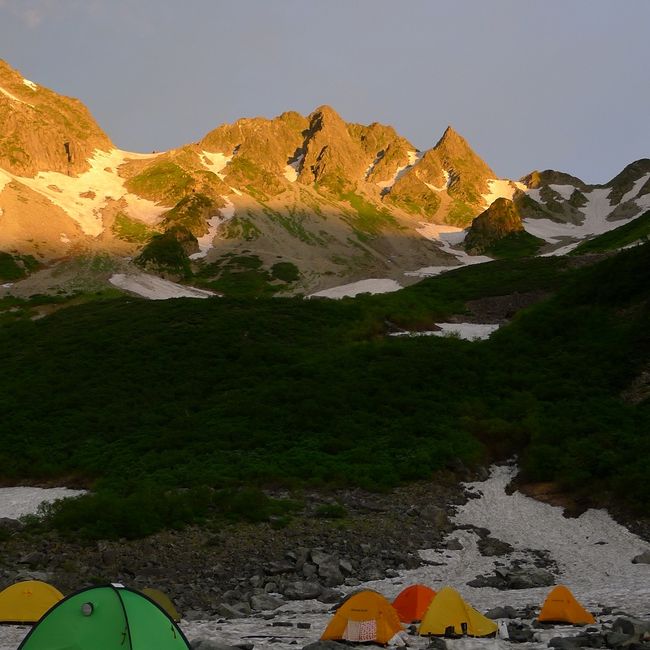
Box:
(1, 59, 649, 298)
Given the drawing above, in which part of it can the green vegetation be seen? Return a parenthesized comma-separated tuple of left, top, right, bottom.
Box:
(221, 215, 261, 241)
(0, 251, 39, 281)
(341, 192, 399, 235)
(1, 246, 649, 538)
(446, 200, 476, 227)
(271, 262, 300, 283)
(160, 193, 216, 237)
(111, 213, 154, 244)
(135, 227, 195, 277)
(194, 254, 298, 298)
(572, 210, 650, 254)
(126, 161, 194, 204)
(485, 231, 545, 259)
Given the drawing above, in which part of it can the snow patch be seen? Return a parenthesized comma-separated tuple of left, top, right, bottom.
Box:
(22, 78, 38, 91)
(407, 224, 492, 277)
(482, 179, 524, 207)
(432, 322, 500, 340)
(364, 151, 384, 179)
(548, 184, 576, 200)
(0, 486, 86, 520)
(283, 153, 304, 183)
(0, 85, 33, 107)
(524, 188, 614, 253)
(425, 171, 451, 193)
(376, 150, 423, 193)
(619, 173, 650, 204)
(309, 278, 402, 299)
(109, 273, 216, 300)
(201, 151, 233, 180)
(190, 197, 236, 259)
(4, 149, 168, 236)
(390, 322, 500, 341)
(0, 168, 11, 193)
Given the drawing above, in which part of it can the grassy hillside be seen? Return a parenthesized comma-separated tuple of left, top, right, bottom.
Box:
(1, 247, 648, 538)
(572, 209, 650, 254)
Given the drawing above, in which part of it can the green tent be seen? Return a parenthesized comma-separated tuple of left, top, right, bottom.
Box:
(18, 584, 190, 650)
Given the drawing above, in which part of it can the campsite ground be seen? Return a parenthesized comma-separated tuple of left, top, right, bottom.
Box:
(1, 463, 649, 650)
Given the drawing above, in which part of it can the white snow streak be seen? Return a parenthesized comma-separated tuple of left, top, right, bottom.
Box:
(0, 85, 33, 107)
(619, 173, 650, 204)
(22, 79, 38, 91)
(201, 151, 233, 180)
(283, 154, 304, 183)
(309, 278, 402, 299)
(109, 273, 215, 300)
(407, 224, 492, 277)
(189, 197, 236, 259)
(376, 150, 423, 193)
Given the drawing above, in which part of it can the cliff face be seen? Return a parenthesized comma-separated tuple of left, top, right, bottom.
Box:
(0, 60, 113, 176)
(464, 198, 525, 254)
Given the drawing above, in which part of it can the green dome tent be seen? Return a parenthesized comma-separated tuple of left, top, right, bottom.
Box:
(18, 584, 190, 650)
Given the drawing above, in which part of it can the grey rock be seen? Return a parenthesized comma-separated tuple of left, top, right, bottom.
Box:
(507, 568, 555, 589)
(302, 642, 349, 650)
(426, 638, 448, 650)
(283, 581, 322, 600)
(250, 594, 284, 611)
(266, 561, 295, 576)
(215, 602, 251, 619)
(302, 563, 317, 579)
(486, 606, 516, 619)
(445, 538, 463, 551)
(0, 518, 24, 531)
(605, 631, 632, 647)
(297, 623, 311, 630)
(317, 588, 344, 604)
(310, 550, 332, 566)
(192, 642, 248, 650)
(631, 551, 650, 565)
(339, 559, 353, 575)
(478, 536, 514, 557)
(184, 609, 210, 621)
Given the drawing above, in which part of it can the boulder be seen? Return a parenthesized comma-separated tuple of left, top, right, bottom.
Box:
(317, 588, 344, 604)
(478, 536, 514, 557)
(631, 551, 650, 565)
(250, 594, 284, 611)
(302, 642, 349, 650)
(507, 568, 555, 589)
(192, 642, 249, 650)
(486, 606, 518, 619)
(283, 581, 322, 600)
(317, 558, 344, 587)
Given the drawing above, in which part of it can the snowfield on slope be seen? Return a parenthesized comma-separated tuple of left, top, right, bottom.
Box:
(309, 278, 402, 298)
(2, 464, 649, 650)
(109, 273, 216, 300)
(1, 149, 166, 237)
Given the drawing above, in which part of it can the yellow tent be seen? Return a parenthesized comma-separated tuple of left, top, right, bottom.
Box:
(538, 585, 595, 625)
(0, 580, 64, 624)
(418, 586, 497, 637)
(321, 590, 404, 645)
(142, 587, 181, 623)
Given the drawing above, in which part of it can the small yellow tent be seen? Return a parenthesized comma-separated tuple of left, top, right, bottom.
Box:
(538, 585, 595, 625)
(321, 590, 404, 645)
(142, 587, 181, 623)
(0, 580, 64, 624)
(418, 586, 497, 637)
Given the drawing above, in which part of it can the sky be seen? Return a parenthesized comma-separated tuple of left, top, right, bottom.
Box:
(0, 0, 648, 183)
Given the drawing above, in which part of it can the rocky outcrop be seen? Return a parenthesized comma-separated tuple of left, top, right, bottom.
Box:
(464, 198, 525, 254)
(0, 60, 112, 176)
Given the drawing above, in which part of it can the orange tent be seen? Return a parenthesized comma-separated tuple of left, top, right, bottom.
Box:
(538, 585, 595, 625)
(393, 585, 437, 623)
(321, 590, 404, 645)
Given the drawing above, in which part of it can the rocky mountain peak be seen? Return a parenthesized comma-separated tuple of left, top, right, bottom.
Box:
(433, 125, 495, 178)
(0, 59, 112, 177)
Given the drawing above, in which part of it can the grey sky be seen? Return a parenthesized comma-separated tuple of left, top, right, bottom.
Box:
(1, 0, 648, 183)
